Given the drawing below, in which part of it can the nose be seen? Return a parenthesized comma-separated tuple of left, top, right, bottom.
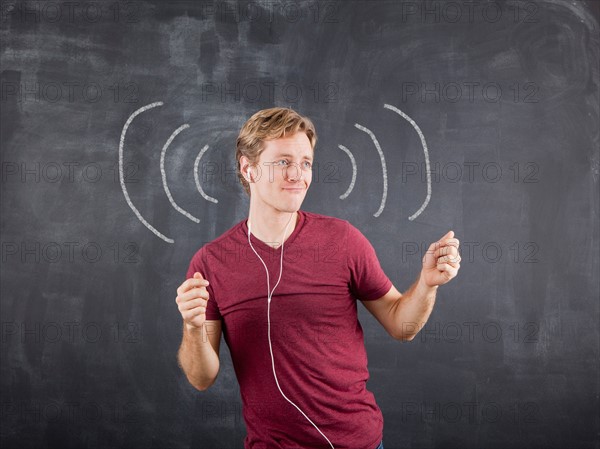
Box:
(284, 165, 304, 182)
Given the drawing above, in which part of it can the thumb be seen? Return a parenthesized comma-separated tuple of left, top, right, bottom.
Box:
(423, 230, 455, 265)
(439, 230, 454, 242)
(193, 272, 204, 280)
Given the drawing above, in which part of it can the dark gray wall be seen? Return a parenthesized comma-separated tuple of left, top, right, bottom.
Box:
(1, 1, 599, 448)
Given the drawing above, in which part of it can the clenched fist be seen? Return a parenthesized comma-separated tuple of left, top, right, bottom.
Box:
(176, 272, 211, 331)
(421, 230, 461, 287)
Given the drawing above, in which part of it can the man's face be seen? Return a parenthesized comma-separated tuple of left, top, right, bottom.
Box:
(248, 132, 313, 214)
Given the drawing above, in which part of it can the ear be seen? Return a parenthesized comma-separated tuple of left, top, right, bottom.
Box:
(240, 156, 253, 182)
(239, 157, 249, 179)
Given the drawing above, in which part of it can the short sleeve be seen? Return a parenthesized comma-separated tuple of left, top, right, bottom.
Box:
(346, 222, 393, 301)
(186, 247, 223, 320)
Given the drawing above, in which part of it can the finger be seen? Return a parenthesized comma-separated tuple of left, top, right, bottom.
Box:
(433, 244, 459, 257)
(445, 246, 459, 259)
(436, 262, 460, 275)
(180, 277, 210, 294)
(184, 287, 209, 301)
(190, 305, 207, 316)
(194, 272, 212, 287)
(444, 238, 460, 248)
(180, 304, 203, 318)
(437, 230, 454, 242)
(447, 246, 460, 260)
(183, 308, 206, 321)
(177, 288, 210, 304)
(178, 280, 194, 296)
(440, 237, 460, 249)
(427, 238, 459, 255)
(438, 254, 461, 265)
(179, 272, 209, 292)
(180, 296, 208, 308)
(179, 298, 208, 312)
(191, 279, 210, 289)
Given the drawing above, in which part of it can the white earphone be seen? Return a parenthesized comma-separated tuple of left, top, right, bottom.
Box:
(247, 213, 335, 449)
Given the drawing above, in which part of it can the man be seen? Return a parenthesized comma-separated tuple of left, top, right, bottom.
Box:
(176, 107, 461, 449)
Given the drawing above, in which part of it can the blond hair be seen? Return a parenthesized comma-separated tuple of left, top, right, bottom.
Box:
(236, 107, 317, 196)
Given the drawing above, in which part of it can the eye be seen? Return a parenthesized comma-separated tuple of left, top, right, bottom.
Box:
(275, 159, 289, 166)
(302, 161, 312, 170)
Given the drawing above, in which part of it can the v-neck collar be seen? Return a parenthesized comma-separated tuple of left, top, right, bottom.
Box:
(241, 210, 306, 253)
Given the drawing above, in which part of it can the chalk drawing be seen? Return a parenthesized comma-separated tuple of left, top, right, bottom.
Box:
(355, 123, 388, 218)
(384, 104, 431, 221)
(194, 145, 218, 204)
(160, 124, 200, 223)
(119, 101, 174, 244)
(120, 102, 432, 244)
(338, 144, 357, 200)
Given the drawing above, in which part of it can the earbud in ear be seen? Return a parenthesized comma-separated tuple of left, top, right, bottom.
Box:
(246, 167, 252, 182)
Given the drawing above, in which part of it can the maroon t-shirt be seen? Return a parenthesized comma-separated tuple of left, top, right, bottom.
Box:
(186, 210, 393, 449)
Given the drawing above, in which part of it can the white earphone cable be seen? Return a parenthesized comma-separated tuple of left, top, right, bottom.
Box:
(247, 212, 335, 449)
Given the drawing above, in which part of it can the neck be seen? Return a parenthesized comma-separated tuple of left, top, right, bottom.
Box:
(247, 206, 298, 248)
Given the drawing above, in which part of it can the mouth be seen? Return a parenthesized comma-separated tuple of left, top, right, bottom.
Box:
(282, 188, 305, 193)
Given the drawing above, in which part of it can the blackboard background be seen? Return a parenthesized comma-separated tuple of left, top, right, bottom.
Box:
(1, 0, 599, 448)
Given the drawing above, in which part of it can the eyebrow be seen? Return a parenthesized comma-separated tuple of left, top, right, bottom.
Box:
(274, 153, 313, 160)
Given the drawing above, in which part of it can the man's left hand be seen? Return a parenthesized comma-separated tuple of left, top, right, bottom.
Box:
(421, 231, 461, 287)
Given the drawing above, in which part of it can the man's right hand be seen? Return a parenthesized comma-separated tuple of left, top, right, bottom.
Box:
(176, 272, 210, 331)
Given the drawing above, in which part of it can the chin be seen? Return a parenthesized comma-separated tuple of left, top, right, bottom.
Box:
(281, 201, 303, 213)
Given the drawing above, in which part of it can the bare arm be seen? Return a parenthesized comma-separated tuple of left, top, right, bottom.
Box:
(361, 277, 437, 341)
(175, 272, 222, 391)
(177, 320, 222, 391)
(361, 231, 461, 341)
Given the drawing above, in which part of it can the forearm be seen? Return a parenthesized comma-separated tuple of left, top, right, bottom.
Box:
(392, 272, 438, 340)
(177, 323, 220, 391)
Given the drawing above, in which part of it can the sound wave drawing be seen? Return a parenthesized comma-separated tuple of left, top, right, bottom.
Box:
(385, 103, 432, 221)
(160, 124, 200, 224)
(119, 102, 432, 243)
(118, 102, 174, 243)
(337, 104, 432, 221)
